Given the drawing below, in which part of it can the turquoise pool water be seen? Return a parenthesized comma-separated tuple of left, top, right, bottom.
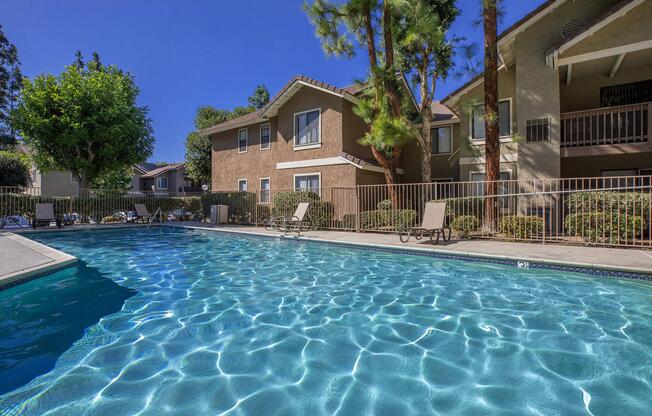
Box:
(1, 228, 651, 415)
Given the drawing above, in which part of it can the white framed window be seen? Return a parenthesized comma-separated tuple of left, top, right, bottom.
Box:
(293, 173, 321, 195)
(471, 99, 512, 140)
(469, 171, 511, 201)
(238, 179, 247, 192)
(238, 128, 248, 153)
(260, 123, 271, 150)
(260, 177, 270, 203)
(294, 109, 321, 148)
(156, 176, 168, 190)
(431, 126, 452, 154)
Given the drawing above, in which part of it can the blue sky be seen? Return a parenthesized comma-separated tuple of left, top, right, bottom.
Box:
(2, 0, 544, 163)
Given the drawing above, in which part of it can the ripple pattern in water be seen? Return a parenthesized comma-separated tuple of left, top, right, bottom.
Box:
(1, 228, 651, 415)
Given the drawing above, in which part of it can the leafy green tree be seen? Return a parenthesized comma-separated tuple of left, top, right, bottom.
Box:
(11, 53, 154, 189)
(0, 25, 22, 149)
(185, 85, 268, 185)
(395, 0, 459, 183)
(248, 85, 270, 109)
(185, 107, 232, 185)
(90, 165, 134, 192)
(305, 0, 412, 207)
(0, 151, 30, 186)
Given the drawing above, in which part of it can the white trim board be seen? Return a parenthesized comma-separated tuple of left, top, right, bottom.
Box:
(276, 156, 404, 175)
(460, 153, 518, 165)
(556, 39, 652, 68)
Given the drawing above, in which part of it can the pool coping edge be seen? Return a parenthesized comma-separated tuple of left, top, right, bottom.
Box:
(170, 224, 652, 281)
(0, 232, 78, 290)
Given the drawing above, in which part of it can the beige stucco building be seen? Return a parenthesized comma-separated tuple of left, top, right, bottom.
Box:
(437, 0, 652, 182)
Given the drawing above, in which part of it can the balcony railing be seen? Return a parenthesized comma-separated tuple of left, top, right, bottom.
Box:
(561, 102, 650, 148)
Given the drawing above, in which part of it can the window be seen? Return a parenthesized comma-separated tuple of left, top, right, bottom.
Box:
(471, 100, 511, 139)
(238, 128, 248, 153)
(294, 174, 320, 194)
(294, 109, 320, 147)
(156, 177, 168, 190)
(431, 126, 452, 154)
(238, 179, 247, 192)
(260, 124, 271, 150)
(470, 171, 511, 201)
(526, 118, 550, 142)
(260, 178, 270, 203)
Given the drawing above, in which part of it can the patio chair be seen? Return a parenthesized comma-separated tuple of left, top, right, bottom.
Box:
(32, 203, 62, 229)
(265, 202, 310, 236)
(398, 202, 450, 244)
(133, 204, 152, 223)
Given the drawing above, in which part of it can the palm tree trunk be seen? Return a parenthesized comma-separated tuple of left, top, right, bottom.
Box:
(483, 0, 499, 232)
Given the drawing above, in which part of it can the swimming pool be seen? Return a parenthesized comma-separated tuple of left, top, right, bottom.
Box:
(1, 227, 651, 415)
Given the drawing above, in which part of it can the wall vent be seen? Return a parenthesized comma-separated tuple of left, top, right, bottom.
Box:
(561, 18, 588, 39)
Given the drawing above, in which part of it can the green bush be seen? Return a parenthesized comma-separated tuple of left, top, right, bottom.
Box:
(342, 209, 417, 231)
(499, 215, 544, 239)
(565, 212, 645, 244)
(451, 215, 480, 239)
(0, 192, 202, 224)
(434, 196, 484, 219)
(0, 152, 30, 187)
(376, 199, 392, 210)
(270, 191, 333, 230)
(200, 191, 257, 224)
(566, 191, 650, 220)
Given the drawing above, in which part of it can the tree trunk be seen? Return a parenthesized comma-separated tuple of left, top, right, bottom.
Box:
(483, 0, 499, 233)
(419, 60, 433, 183)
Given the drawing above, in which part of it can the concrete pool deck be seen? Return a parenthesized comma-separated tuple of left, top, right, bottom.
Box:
(169, 222, 652, 276)
(0, 232, 77, 288)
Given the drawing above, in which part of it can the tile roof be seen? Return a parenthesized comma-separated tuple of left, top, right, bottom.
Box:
(431, 101, 459, 122)
(442, 0, 563, 103)
(140, 162, 185, 178)
(202, 75, 366, 134)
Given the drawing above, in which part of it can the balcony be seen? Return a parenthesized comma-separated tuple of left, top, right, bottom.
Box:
(560, 102, 651, 156)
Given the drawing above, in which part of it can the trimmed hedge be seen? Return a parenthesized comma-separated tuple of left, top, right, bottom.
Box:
(433, 196, 484, 219)
(566, 191, 650, 220)
(342, 209, 417, 231)
(0, 192, 200, 223)
(200, 191, 257, 224)
(565, 212, 645, 244)
(499, 215, 544, 239)
(271, 191, 333, 230)
(451, 215, 479, 239)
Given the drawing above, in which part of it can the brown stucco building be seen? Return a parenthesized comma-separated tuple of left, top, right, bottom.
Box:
(205, 76, 391, 194)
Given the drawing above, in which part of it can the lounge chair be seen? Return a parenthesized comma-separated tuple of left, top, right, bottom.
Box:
(265, 202, 310, 236)
(134, 204, 152, 223)
(32, 203, 62, 229)
(398, 202, 450, 244)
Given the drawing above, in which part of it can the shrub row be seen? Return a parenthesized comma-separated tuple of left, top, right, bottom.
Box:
(0, 192, 201, 223)
(565, 212, 645, 244)
(270, 191, 333, 230)
(566, 191, 650, 219)
(450, 215, 479, 239)
(342, 209, 417, 231)
(499, 215, 544, 239)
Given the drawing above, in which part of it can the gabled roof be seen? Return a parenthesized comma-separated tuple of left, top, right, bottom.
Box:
(442, 0, 569, 104)
(140, 162, 185, 178)
(545, 0, 643, 66)
(200, 75, 363, 135)
(431, 101, 459, 123)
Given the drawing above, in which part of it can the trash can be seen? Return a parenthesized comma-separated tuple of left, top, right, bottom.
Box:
(210, 205, 228, 224)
